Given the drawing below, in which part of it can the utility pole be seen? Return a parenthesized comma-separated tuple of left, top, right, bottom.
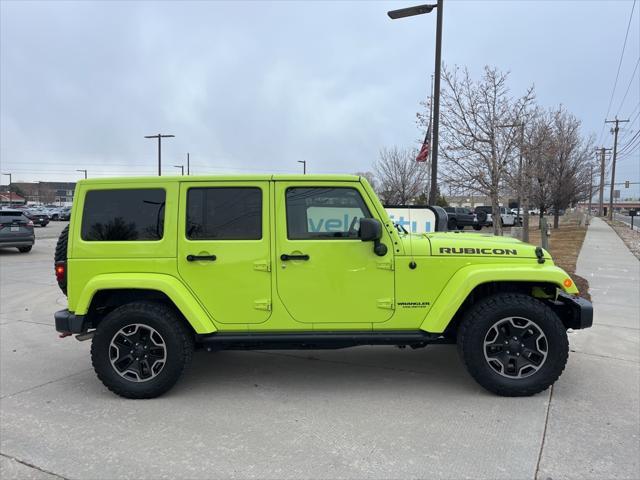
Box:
(187, 153, 190, 175)
(605, 118, 629, 220)
(588, 164, 593, 216)
(144, 133, 175, 176)
(298, 160, 307, 174)
(596, 147, 610, 217)
(2, 173, 12, 207)
(429, 0, 443, 205)
(173, 165, 184, 176)
(76, 169, 87, 179)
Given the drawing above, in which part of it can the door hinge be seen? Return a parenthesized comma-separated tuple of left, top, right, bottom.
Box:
(376, 260, 394, 270)
(377, 298, 395, 309)
(253, 260, 271, 272)
(254, 299, 272, 311)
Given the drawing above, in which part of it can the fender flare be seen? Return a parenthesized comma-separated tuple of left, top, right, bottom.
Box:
(74, 273, 217, 334)
(420, 264, 578, 333)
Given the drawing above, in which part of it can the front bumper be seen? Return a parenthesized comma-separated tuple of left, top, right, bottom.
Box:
(554, 292, 593, 329)
(55, 309, 88, 334)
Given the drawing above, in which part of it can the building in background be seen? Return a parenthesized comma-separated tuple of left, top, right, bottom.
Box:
(0, 191, 27, 207)
(6, 182, 76, 206)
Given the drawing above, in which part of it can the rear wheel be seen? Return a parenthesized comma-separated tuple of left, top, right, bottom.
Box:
(18, 246, 32, 253)
(91, 302, 194, 399)
(473, 225, 482, 231)
(457, 293, 568, 396)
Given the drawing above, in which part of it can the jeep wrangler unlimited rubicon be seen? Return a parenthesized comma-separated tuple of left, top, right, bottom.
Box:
(54, 175, 592, 399)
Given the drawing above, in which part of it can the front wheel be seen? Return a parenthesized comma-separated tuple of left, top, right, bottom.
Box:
(457, 293, 568, 396)
(91, 302, 194, 399)
(473, 225, 482, 231)
(18, 246, 32, 253)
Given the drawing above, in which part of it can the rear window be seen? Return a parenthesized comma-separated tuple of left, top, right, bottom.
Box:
(0, 211, 26, 223)
(186, 187, 262, 240)
(81, 189, 166, 241)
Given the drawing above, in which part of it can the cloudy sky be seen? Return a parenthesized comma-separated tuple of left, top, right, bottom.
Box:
(1, 0, 639, 198)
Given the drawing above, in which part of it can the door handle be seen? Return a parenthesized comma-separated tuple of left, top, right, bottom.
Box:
(280, 254, 310, 261)
(186, 254, 217, 262)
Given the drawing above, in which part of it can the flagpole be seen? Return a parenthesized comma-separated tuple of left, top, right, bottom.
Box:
(428, 73, 434, 199)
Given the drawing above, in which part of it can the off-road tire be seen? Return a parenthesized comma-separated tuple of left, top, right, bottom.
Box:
(457, 293, 568, 396)
(54, 225, 69, 294)
(91, 302, 194, 399)
(18, 246, 32, 253)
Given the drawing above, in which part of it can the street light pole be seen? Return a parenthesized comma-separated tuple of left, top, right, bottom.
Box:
(187, 153, 190, 175)
(174, 165, 184, 176)
(144, 133, 175, 176)
(76, 169, 87, 179)
(2, 173, 12, 207)
(298, 160, 307, 174)
(388, 1, 443, 205)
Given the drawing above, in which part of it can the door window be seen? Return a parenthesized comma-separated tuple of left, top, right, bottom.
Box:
(186, 187, 262, 240)
(285, 187, 371, 240)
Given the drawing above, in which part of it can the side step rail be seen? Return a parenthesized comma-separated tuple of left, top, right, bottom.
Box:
(195, 331, 452, 350)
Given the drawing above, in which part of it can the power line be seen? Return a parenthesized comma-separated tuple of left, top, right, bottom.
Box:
(598, 0, 637, 145)
(615, 57, 640, 117)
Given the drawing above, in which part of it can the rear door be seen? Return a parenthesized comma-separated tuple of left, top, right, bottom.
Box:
(177, 182, 272, 324)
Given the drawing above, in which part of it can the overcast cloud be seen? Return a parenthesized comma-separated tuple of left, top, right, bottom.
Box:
(1, 0, 638, 197)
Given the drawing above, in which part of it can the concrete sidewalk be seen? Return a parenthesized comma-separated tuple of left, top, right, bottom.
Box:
(537, 216, 640, 479)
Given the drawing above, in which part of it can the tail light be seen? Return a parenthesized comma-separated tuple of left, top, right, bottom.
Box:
(27, 220, 34, 226)
(55, 261, 66, 284)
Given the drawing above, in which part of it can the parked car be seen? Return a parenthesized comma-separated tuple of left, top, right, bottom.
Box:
(54, 175, 592, 399)
(444, 207, 485, 230)
(24, 210, 50, 227)
(0, 209, 35, 252)
(474, 206, 517, 227)
(58, 207, 72, 221)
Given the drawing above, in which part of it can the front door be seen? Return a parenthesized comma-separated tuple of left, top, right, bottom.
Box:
(275, 182, 395, 324)
(177, 182, 272, 324)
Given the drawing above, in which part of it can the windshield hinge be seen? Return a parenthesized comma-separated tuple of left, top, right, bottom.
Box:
(253, 299, 272, 311)
(377, 298, 395, 309)
(376, 260, 394, 270)
(253, 260, 271, 272)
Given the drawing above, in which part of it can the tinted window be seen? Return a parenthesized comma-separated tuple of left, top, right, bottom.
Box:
(186, 187, 262, 240)
(286, 187, 371, 240)
(81, 189, 165, 241)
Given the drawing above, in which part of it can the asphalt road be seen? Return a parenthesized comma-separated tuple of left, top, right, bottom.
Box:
(0, 220, 638, 479)
(614, 213, 640, 231)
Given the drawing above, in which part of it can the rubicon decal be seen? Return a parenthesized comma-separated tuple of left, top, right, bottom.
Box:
(439, 247, 518, 255)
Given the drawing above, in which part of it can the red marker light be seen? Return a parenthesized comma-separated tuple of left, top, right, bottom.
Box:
(55, 262, 66, 283)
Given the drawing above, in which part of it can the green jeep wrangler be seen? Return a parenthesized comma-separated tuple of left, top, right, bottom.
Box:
(54, 175, 592, 399)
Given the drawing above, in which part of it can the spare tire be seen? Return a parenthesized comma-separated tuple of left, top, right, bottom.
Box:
(476, 210, 488, 224)
(54, 225, 69, 295)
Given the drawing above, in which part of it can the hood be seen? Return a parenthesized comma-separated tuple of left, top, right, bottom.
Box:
(426, 232, 547, 259)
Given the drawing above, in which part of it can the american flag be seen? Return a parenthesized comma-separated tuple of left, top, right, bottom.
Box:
(416, 121, 431, 162)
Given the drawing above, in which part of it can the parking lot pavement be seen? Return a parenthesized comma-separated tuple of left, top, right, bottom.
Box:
(0, 218, 638, 480)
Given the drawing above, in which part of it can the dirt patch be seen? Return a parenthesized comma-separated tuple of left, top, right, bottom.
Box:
(522, 214, 590, 301)
(603, 218, 640, 260)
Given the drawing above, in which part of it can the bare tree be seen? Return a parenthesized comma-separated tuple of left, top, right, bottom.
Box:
(526, 107, 592, 228)
(374, 147, 429, 205)
(421, 65, 535, 235)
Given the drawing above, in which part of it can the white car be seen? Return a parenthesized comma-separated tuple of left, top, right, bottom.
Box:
(474, 206, 516, 227)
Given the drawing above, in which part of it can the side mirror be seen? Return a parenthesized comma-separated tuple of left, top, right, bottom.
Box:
(358, 218, 388, 256)
(359, 217, 382, 242)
